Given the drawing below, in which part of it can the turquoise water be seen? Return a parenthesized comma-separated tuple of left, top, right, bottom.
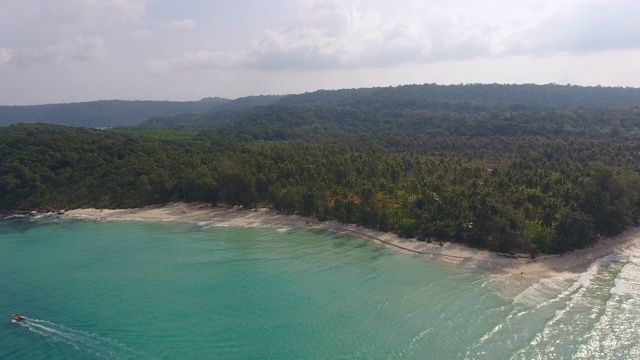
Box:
(1, 218, 639, 359)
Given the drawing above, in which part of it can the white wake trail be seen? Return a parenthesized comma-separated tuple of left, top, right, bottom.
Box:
(18, 318, 155, 360)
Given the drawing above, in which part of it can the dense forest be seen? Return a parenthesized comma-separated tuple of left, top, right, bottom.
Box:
(3, 83, 640, 255)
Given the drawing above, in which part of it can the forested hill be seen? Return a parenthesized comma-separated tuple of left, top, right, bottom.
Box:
(138, 84, 640, 130)
(279, 83, 640, 108)
(4, 83, 640, 256)
(5, 84, 639, 129)
(0, 97, 229, 128)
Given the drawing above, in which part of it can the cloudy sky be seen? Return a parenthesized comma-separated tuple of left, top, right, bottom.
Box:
(1, 0, 639, 105)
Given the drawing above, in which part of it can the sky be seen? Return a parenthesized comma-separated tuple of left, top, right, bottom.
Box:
(1, 0, 639, 105)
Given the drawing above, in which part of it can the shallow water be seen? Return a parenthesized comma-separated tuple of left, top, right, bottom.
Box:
(0, 218, 638, 359)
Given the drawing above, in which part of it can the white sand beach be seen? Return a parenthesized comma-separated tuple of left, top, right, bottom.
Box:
(62, 202, 640, 278)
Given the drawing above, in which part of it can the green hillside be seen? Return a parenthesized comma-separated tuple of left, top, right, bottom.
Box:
(3, 83, 640, 255)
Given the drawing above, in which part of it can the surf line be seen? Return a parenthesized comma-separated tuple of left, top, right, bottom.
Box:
(336, 227, 469, 259)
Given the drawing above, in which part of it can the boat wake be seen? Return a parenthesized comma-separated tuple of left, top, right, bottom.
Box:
(17, 318, 155, 360)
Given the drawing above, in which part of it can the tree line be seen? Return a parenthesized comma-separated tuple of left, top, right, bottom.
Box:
(2, 122, 640, 255)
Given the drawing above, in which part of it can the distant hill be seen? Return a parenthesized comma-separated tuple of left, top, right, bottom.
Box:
(6, 84, 640, 129)
(209, 95, 284, 111)
(0, 97, 229, 128)
(271, 83, 640, 108)
(139, 95, 286, 128)
(367, 83, 640, 108)
(138, 83, 640, 133)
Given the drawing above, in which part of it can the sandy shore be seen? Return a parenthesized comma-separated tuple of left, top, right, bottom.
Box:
(62, 202, 640, 278)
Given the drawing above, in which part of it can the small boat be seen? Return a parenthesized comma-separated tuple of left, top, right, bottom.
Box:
(11, 314, 25, 322)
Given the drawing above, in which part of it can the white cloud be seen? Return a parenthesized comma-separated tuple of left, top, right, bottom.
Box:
(122, 28, 155, 41)
(42, 0, 147, 27)
(168, 19, 195, 30)
(9, 36, 108, 67)
(147, 50, 242, 74)
(71, 36, 108, 60)
(149, 0, 640, 73)
(146, 58, 171, 75)
(151, 1, 505, 72)
(3, 0, 640, 105)
(507, 0, 640, 55)
(0, 48, 13, 65)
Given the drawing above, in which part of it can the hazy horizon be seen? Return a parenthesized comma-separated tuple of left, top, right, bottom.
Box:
(2, 0, 639, 105)
(4, 81, 640, 107)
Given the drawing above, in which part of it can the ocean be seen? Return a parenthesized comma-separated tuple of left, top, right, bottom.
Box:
(0, 217, 639, 359)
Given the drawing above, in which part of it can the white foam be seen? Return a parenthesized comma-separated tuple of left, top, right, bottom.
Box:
(181, 220, 234, 228)
(577, 254, 619, 286)
(3, 214, 26, 219)
(512, 253, 619, 307)
(610, 279, 638, 296)
(20, 318, 155, 359)
(512, 274, 577, 306)
(619, 263, 640, 281)
(610, 246, 640, 296)
(573, 246, 640, 358)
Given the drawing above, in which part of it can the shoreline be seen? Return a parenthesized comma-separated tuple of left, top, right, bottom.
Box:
(59, 202, 640, 278)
